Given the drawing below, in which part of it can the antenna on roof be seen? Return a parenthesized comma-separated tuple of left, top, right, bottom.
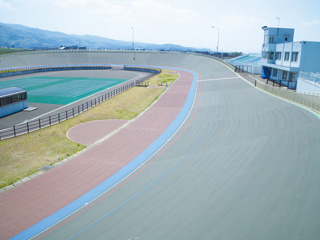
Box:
(276, 17, 280, 35)
(276, 17, 280, 28)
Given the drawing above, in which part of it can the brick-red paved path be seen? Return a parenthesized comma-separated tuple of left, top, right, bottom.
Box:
(67, 119, 129, 146)
(0, 70, 194, 239)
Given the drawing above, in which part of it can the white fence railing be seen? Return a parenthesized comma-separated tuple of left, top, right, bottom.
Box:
(298, 72, 320, 87)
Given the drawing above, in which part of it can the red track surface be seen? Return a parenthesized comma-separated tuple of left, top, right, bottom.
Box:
(67, 119, 129, 146)
(0, 70, 193, 239)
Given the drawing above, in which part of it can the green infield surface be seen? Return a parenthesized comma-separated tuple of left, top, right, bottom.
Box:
(0, 76, 129, 105)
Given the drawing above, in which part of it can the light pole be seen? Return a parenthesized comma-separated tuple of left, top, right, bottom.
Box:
(131, 27, 135, 60)
(211, 26, 220, 56)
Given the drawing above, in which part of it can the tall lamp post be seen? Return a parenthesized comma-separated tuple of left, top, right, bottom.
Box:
(131, 27, 135, 60)
(211, 26, 220, 56)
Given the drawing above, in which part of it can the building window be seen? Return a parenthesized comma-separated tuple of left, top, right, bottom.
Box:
(291, 52, 299, 62)
(273, 69, 278, 78)
(267, 52, 274, 60)
(269, 36, 274, 43)
(0, 92, 27, 107)
(275, 52, 282, 60)
(282, 71, 288, 80)
(284, 52, 290, 61)
(289, 73, 296, 81)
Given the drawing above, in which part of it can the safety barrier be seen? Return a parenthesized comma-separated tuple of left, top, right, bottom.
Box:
(0, 49, 181, 58)
(235, 69, 320, 113)
(254, 80, 320, 113)
(0, 64, 112, 78)
(235, 65, 252, 73)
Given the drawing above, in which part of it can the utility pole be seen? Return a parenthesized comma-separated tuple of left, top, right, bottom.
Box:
(131, 27, 135, 61)
(211, 26, 220, 56)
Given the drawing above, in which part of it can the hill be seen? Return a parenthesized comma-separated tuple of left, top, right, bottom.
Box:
(0, 22, 203, 51)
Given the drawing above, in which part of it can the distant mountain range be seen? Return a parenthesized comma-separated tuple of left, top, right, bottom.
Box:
(0, 22, 207, 52)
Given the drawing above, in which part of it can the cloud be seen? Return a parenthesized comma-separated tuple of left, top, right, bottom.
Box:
(54, 0, 133, 21)
(216, 15, 266, 52)
(131, 0, 199, 23)
(51, 0, 129, 14)
(52, 0, 88, 7)
(219, 14, 266, 30)
(0, 0, 15, 10)
(88, 0, 131, 17)
(301, 20, 320, 26)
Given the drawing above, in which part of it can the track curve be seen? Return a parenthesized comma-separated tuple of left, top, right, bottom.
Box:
(1, 52, 320, 240)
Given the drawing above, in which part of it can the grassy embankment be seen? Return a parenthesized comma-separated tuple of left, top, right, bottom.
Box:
(0, 70, 179, 189)
(0, 48, 26, 55)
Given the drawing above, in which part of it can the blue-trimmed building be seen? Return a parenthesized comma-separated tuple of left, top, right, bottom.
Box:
(260, 27, 320, 91)
(0, 87, 28, 118)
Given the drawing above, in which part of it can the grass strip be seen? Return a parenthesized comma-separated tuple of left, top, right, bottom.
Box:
(0, 70, 178, 189)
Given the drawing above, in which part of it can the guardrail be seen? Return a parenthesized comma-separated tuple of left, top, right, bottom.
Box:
(254, 80, 320, 113)
(0, 65, 161, 140)
(233, 72, 318, 114)
(0, 49, 183, 58)
(235, 65, 253, 73)
(236, 69, 320, 113)
(0, 64, 112, 78)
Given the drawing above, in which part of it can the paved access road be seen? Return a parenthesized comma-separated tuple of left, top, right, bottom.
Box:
(3, 53, 320, 239)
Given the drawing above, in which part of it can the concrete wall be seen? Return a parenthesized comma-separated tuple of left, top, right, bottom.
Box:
(300, 42, 320, 73)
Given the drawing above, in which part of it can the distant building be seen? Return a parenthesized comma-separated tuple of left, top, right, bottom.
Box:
(59, 46, 86, 50)
(0, 87, 28, 118)
(260, 26, 320, 91)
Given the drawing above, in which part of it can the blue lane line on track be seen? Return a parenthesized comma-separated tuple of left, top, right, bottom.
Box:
(68, 73, 220, 239)
(10, 66, 199, 240)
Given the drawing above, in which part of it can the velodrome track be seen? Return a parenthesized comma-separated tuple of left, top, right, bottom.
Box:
(1, 52, 320, 239)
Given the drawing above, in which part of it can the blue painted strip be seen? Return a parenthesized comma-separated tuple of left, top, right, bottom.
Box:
(10, 66, 198, 240)
(68, 73, 220, 239)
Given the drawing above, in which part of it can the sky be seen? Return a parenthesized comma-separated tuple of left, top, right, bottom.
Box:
(1, 0, 320, 53)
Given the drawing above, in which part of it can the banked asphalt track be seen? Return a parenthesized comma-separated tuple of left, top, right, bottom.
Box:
(1, 52, 320, 239)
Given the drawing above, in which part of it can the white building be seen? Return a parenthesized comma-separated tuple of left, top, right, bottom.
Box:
(260, 26, 320, 91)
